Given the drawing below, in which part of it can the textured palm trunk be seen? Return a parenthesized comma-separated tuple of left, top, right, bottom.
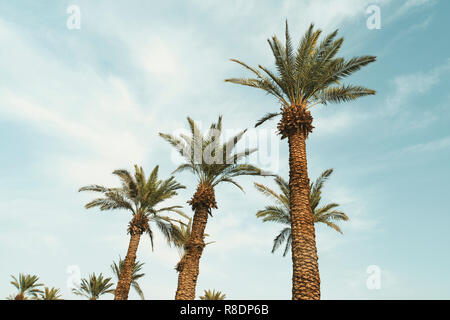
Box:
(15, 293, 25, 300)
(114, 232, 141, 300)
(175, 205, 209, 300)
(288, 130, 320, 300)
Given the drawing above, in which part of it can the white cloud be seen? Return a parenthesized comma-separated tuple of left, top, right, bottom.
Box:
(384, 0, 436, 25)
(385, 59, 450, 114)
(313, 109, 370, 136)
(400, 136, 450, 154)
(396, 0, 436, 16)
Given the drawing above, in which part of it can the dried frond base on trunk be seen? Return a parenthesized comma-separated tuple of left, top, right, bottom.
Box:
(127, 213, 149, 235)
(278, 105, 314, 140)
(187, 183, 218, 213)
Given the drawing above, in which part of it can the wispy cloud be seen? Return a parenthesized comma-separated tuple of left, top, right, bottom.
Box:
(385, 59, 450, 115)
(400, 136, 450, 154)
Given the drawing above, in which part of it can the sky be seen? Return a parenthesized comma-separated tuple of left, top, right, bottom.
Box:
(1, 0, 449, 300)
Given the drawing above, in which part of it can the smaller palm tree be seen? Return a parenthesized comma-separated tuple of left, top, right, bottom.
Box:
(160, 116, 270, 300)
(39, 287, 63, 300)
(9, 273, 43, 300)
(255, 169, 349, 256)
(111, 258, 145, 300)
(199, 289, 226, 300)
(72, 273, 115, 300)
(79, 164, 186, 300)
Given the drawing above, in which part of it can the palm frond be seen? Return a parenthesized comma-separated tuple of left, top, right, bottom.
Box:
(255, 112, 281, 127)
(255, 169, 349, 256)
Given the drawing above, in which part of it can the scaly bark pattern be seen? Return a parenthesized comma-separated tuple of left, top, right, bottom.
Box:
(114, 214, 147, 300)
(175, 183, 216, 300)
(278, 104, 320, 300)
(288, 130, 320, 300)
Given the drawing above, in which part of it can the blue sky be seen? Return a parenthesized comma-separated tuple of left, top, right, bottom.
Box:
(1, 0, 449, 299)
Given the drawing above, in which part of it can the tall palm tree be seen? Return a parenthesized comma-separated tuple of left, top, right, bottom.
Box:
(160, 116, 267, 300)
(72, 273, 114, 300)
(255, 169, 349, 257)
(226, 21, 376, 299)
(39, 287, 63, 300)
(199, 289, 226, 300)
(9, 273, 43, 300)
(79, 164, 186, 300)
(111, 257, 146, 300)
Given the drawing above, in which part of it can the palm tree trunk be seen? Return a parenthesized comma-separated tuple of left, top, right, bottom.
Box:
(288, 130, 320, 300)
(175, 205, 209, 300)
(114, 232, 141, 300)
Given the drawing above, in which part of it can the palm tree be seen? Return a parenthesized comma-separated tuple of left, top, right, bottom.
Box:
(111, 257, 145, 300)
(9, 273, 43, 300)
(255, 169, 349, 257)
(160, 116, 267, 300)
(79, 164, 186, 300)
(199, 289, 226, 300)
(39, 287, 63, 300)
(225, 21, 376, 299)
(72, 273, 114, 300)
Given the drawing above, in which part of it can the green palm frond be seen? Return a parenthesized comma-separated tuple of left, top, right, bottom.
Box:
(313, 84, 376, 106)
(255, 112, 281, 128)
(272, 227, 291, 256)
(254, 181, 287, 207)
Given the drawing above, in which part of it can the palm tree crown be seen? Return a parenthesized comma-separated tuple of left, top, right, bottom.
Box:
(72, 273, 115, 300)
(159, 116, 266, 200)
(225, 21, 376, 137)
(255, 169, 349, 256)
(10, 273, 43, 300)
(40, 287, 63, 300)
(111, 258, 146, 300)
(79, 164, 186, 247)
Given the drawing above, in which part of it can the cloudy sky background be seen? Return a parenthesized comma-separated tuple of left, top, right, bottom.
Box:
(1, 0, 449, 299)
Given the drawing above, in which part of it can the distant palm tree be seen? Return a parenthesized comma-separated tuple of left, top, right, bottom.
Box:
(111, 257, 145, 300)
(79, 165, 186, 300)
(199, 289, 226, 300)
(226, 21, 376, 299)
(160, 116, 267, 300)
(255, 169, 349, 257)
(9, 273, 43, 300)
(39, 287, 63, 300)
(72, 273, 114, 300)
